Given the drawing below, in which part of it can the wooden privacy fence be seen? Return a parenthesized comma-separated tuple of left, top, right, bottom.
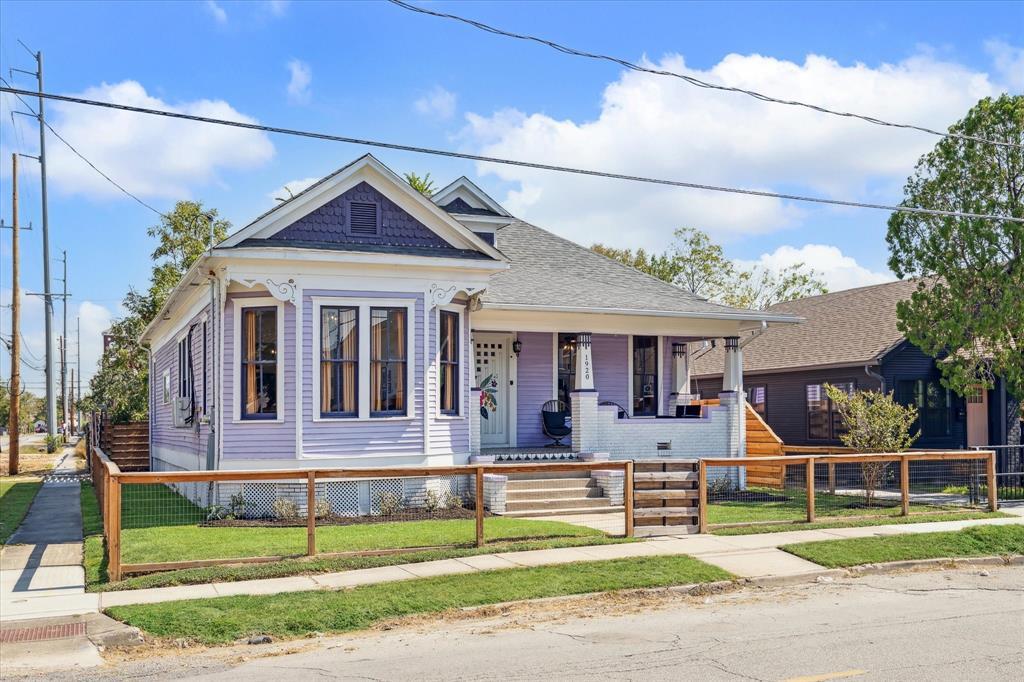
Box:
(88, 444, 634, 582)
(698, 450, 998, 533)
(632, 460, 700, 537)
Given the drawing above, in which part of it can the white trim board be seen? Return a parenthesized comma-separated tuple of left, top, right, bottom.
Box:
(231, 296, 287, 424)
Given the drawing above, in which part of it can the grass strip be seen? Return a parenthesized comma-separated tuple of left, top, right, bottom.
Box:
(106, 555, 733, 645)
(781, 524, 1024, 568)
(711, 510, 1009, 535)
(81, 482, 108, 588)
(0, 478, 43, 544)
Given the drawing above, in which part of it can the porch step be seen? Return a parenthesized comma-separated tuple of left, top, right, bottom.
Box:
(503, 505, 625, 518)
(506, 476, 594, 491)
(504, 496, 613, 513)
(505, 486, 605, 501)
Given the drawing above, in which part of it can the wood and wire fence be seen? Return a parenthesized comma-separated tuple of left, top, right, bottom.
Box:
(698, 450, 998, 532)
(88, 442, 634, 581)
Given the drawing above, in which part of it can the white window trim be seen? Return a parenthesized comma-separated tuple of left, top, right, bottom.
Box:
(232, 296, 286, 424)
(311, 296, 417, 422)
(628, 334, 662, 418)
(435, 303, 466, 420)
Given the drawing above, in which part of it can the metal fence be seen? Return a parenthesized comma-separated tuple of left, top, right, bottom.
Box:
(698, 451, 997, 532)
(88, 441, 634, 581)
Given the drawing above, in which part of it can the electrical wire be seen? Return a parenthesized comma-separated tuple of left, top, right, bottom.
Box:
(0, 85, 1020, 224)
(386, 0, 1021, 151)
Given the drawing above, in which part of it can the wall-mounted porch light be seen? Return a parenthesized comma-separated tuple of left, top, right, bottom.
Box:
(512, 339, 523, 357)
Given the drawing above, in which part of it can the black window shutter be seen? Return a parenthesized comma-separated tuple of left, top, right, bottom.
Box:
(349, 201, 378, 235)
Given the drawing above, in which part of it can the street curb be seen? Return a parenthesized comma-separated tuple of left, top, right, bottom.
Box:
(844, 554, 1024, 576)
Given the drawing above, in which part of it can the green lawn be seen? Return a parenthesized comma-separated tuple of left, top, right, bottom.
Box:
(92, 482, 621, 591)
(707, 487, 966, 526)
(81, 483, 107, 588)
(781, 524, 1024, 567)
(106, 555, 733, 645)
(0, 478, 43, 543)
(711, 510, 1010, 535)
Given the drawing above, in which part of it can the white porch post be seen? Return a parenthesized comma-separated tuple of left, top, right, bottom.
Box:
(722, 337, 746, 478)
(570, 332, 599, 454)
(669, 342, 697, 414)
(723, 336, 743, 395)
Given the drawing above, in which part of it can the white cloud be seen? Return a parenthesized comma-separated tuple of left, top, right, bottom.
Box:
(43, 80, 274, 200)
(265, 0, 289, 16)
(204, 0, 227, 24)
(461, 51, 999, 251)
(414, 86, 457, 120)
(985, 39, 1024, 91)
(268, 176, 318, 202)
(76, 301, 115, 384)
(286, 59, 312, 105)
(736, 244, 894, 292)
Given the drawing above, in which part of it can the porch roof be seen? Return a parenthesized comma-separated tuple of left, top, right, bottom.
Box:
(479, 221, 799, 325)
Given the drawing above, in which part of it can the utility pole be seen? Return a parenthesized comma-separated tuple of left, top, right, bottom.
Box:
(7, 154, 21, 474)
(69, 368, 75, 434)
(60, 249, 67, 439)
(76, 317, 81, 434)
(59, 335, 65, 439)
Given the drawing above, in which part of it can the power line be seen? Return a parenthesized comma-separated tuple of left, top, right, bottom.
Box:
(1, 84, 1020, 225)
(0, 76, 166, 218)
(387, 0, 1021, 151)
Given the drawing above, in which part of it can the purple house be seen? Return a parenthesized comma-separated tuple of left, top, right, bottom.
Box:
(141, 155, 797, 513)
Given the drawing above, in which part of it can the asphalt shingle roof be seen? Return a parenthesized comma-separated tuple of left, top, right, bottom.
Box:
(692, 278, 920, 376)
(482, 220, 777, 318)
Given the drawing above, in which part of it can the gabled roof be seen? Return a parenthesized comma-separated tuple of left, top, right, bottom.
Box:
(692, 278, 916, 377)
(432, 176, 512, 219)
(480, 220, 799, 322)
(218, 155, 506, 262)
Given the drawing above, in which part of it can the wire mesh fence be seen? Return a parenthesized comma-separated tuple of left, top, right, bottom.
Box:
(701, 451, 996, 531)
(90, 453, 633, 581)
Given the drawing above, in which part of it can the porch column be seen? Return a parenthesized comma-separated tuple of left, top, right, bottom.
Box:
(723, 337, 743, 395)
(669, 342, 694, 414)
(571, 333, 599, 453)
(722, 336, 746, 463)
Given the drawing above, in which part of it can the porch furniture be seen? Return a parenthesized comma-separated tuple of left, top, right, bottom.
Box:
(677, 404, 702, 418)
(541, 399, 572, 446)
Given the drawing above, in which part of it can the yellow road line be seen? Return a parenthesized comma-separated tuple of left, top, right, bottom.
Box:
(784, 670, 868, 682)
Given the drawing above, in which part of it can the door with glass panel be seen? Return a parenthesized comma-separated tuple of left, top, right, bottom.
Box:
(474, 333, 511, 447)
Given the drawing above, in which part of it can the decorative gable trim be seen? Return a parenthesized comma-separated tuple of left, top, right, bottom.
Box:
(432, 176, 511, 218)
(219, 155, 505, 261)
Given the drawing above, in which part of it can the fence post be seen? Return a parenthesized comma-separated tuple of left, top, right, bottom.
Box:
(109, 476, 122, 582)
(987, 451, 998, 512)
(698, 459, 708, 533)
(475, 466, 485, 547)
(307, 471, 317, 557)
(624, 460, 634, 538)
(806, 457, 816, 523)
(900, 455, 910, 516)
(827, 462, 836, 495)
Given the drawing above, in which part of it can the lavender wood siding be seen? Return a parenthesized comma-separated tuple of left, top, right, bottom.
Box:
(221, 294, 297, 460)
(515, 332, 554, 447)
(428, 301, 471, 456)
(150, 304, 211, 463)
(302, 290, 425, 458)
(593, 334, 629, 412)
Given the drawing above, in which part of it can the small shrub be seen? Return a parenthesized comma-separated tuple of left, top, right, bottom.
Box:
(314, 499, 333, 519)
(272, 498, 300, 520)
(228, 493, 247, 518)
(709, 476, 735, 497)
(45, 434, 61, 453)
(376, 492, 404, 517)
(423, 489, 442, 513)
(205, 505, 229, 521)
(442, 491, 464, 510)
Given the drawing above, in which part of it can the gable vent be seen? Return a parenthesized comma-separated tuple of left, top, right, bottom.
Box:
(349, 201, 378, 235)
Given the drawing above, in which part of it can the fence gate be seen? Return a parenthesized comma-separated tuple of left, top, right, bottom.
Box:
(632, 459, 700, 536)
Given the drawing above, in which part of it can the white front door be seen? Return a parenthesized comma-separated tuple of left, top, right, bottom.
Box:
(474, 333, 512, 447)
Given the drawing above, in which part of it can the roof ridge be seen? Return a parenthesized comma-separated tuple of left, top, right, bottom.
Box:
(767, 277, 910, 310)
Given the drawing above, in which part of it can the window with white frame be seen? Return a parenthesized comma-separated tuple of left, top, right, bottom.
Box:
(178, 336, 192, 400)
(439, 310, 460, 415)
(313, 298, 415, 420)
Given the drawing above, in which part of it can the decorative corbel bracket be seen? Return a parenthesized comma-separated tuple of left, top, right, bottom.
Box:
(429, 282, 481, 308)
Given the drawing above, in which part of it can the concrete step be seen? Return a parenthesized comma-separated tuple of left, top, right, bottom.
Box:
(506, 478, 595, 493)
(503, 505, 625, 518)
(504, 496, 613, 513)
(506, 486, 605, 501)
(502, 471, 591, 482)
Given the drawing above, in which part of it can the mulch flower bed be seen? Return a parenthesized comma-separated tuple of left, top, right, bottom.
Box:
(201, 506, 491, 527)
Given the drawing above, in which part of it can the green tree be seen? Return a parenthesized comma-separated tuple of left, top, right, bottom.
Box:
(404, 171, 437, 197)
(825, 384, 920, 506)
(886, 94, 1024, 453)
(592, 227, 827, 309)
(82, 202, 230, 422)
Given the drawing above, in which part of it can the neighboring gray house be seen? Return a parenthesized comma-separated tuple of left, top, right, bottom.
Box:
(141, 155, 797, 510)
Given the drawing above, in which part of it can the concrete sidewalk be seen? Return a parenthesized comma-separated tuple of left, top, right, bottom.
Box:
(0, 447, 98, 622)
(97, 513, 1024, 609)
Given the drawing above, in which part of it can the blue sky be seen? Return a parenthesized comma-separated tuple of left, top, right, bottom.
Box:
(0, 0, 1021, 392)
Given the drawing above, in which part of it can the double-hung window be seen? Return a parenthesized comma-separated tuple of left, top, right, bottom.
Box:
(806, 381, 854, 440)
(241, 306, 278, 419)
(320, 307, 358, 417)
(632, 335, 658, 416)
(439, 310, 460, 415)
(370, 307, 408, 416)
(178, 336, 192, 400)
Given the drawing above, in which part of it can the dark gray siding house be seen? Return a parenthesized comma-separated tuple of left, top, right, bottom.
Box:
(692, 280, 1015, 454)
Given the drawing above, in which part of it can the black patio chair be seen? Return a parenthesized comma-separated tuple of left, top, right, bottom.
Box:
(541, 399, 571, 446)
